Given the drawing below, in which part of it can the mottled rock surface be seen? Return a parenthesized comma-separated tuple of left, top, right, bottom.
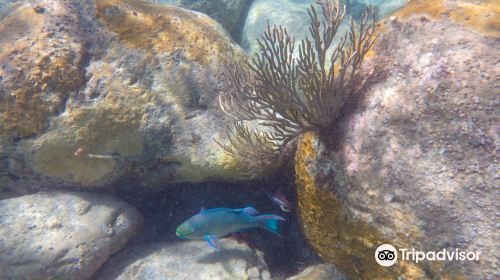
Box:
(151, 0, 250, 39)
(395, 0, 500, 37)
(0, 191, 142, 280)
(0, 0, 249, 192)
(93, 239, 271, 280)
(295, 6, 499, 280)
(286, 264, 346, 280)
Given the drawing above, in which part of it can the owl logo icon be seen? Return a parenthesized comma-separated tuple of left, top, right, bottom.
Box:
(375, 244, 398, 267)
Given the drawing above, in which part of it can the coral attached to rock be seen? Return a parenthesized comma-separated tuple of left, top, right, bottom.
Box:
(218, 0, 379, 176)
(295, 3, 499, 278)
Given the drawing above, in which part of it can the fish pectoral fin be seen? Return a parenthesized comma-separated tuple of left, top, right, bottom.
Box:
(204, 234, 220, 251)
(243, 206, 259, 216)
(280, 205, 291, 212)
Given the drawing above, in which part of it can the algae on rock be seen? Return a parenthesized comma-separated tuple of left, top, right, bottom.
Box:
(294, 1, 500, 277)
(295, 132, 425, 279)
(0, 0, 252, 191)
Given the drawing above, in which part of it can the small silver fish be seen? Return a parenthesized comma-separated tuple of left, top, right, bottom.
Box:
(267, 190, 291, 212)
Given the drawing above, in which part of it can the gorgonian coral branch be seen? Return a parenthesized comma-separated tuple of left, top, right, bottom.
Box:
(217, 0, 379, 176)
(214, 121, 280, 178)
(221, 0, 379, 140)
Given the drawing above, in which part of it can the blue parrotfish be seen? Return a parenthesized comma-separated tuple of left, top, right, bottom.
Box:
(176, 207, 285, 250)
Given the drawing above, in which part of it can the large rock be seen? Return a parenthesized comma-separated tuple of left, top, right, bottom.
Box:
(394, 0, 499, 37)
(151, 0, 250, 40)
(295, 2, 499, 279)
(0, 0, 249, 191)
(0, 191, 142, 280)
(286, 264, 346, 280)
(93, 239, 271, 280)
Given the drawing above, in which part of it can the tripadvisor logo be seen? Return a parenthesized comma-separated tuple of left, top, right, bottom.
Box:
(375, 244, 397, 267)
(375, 244, 481, 267)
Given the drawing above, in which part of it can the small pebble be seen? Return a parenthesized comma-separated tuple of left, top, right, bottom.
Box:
(247, 267, 260, 279)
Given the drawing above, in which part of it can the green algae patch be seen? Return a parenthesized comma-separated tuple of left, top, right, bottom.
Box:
(165, 150, 245, 183)
(21, 104, 143, 186)
(295, 132, 426, 279)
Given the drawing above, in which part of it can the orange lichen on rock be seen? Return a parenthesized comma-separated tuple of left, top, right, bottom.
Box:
(393, 0, 447, 19)
(295, 131, 425, 279)
(296, 131, 472, 279)
(20, 58, 147, 185)
(450, 1, 500, 37)
(23, 102, 144, 185)
(393, 0, 499, 37)
(0, 4, 86, 138)
(0, 0, 251, 188)
(95, 0, 239, 65)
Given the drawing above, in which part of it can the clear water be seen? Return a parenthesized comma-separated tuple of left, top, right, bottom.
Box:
(0, 0, 497, 279)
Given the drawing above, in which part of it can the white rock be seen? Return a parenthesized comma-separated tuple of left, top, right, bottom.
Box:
(286, 264, 346, 280)
(93, 239, 270, 280)
(0, 191, 142, 280)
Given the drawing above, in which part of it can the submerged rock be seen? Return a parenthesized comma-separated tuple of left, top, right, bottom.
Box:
(93, 239, 271, 280)
(394, 0, 500, 37)
(286, 264, 346, 280)
(151, 0, 250, 40)
(0, 191, 142, 280)
(0, 0, 250, 191)
(295, 4, 499, 279)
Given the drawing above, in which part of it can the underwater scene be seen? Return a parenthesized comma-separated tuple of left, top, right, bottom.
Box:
(0, 0, 498, 279)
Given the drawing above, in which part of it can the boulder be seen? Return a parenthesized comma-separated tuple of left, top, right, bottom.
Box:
(151, 0, 250, 40)
(286, 264, 346, 280)
(294, 2, 499, 279)
(394, 0, 499, 37)
(0, 0, 249, 192)
(93, 239, 271, 280)
(0, 191, 142, 280)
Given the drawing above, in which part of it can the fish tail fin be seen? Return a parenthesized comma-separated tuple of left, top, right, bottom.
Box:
(257, 215, 285, 237)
